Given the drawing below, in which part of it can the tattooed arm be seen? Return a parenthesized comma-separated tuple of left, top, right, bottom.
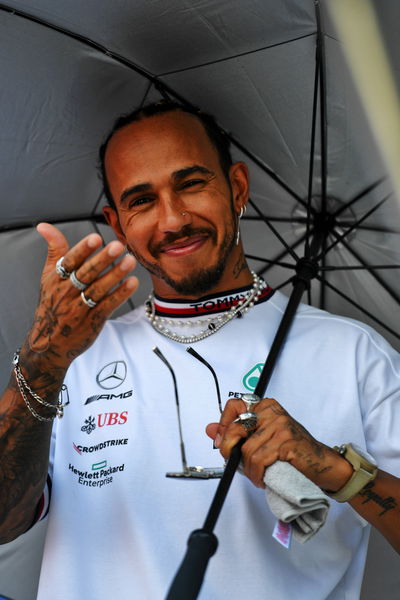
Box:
(0, 223, 138, 543)
(206, 397, 400, 553)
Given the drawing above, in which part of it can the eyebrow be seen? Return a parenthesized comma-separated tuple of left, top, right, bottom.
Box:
(120, 182, 152, 204)
(119, 165, 214, 205)
(172, 165, 214, 181)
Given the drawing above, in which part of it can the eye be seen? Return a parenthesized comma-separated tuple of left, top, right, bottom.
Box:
(128, 195, 153, 208)
(180, 179, 206, 190)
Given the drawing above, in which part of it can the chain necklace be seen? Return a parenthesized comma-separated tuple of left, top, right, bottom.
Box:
(145, 271, 266, 344)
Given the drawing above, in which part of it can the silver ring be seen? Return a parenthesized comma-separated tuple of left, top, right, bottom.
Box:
(242, 393, 261, 412)
(80, 291, 97, 308)
(55, 257, 71, 279)
(70, 270, 87, 291)
(233, 411, 258, 433)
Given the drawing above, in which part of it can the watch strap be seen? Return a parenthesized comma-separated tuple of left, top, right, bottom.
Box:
(327, 443, 378, 503)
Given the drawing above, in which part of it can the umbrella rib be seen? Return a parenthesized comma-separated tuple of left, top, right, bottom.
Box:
(257, 232, 308, 277)
(0, 3, 159, 83)
(158, 33, 316, 76)
(243, 215, 308, 223)
(316, 2, 328, 217)
(248, 199, 300, 262)
(335, 223, 400, 234)
(245, 254, 295, 269)
(91, 190, 105, 217)
(305, 23, 320, 258)
(321, 264, 400, 271)
(330, 235, 400, 306)
(316, 276, 400, 341)
(332, 178, 386, 218)
(139, 80, 156, 106)
(318, 196, 389, 259)
(227, 138, 308, 207)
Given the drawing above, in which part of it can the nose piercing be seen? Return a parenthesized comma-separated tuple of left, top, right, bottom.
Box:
(180, 212, 187, 216)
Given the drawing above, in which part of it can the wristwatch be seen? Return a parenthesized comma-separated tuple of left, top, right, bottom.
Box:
(328, 443, 378, 503)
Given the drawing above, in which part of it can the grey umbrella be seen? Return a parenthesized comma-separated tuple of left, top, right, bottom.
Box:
(0, 1, 399, 599)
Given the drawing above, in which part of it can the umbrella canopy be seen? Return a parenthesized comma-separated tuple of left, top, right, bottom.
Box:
(0, 1, 399, 599)
(0, 0, 399, 389)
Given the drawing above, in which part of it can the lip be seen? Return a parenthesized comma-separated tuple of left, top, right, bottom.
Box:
(160, 234, 208, 256)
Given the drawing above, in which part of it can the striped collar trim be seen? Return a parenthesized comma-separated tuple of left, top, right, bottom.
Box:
(150, 283, 274, 318)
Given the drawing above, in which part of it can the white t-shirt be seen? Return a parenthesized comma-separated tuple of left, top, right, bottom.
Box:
(36, 288, 400, 600)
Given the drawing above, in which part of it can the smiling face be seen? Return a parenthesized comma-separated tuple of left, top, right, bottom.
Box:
(103, 111, 251, 298)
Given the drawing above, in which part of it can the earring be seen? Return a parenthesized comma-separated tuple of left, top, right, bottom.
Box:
(235, 205, 246, 245)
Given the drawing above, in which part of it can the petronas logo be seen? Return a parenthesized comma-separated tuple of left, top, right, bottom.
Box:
(242, 363, 265, 391)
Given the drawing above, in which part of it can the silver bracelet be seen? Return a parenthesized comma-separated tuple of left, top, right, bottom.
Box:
(12, 349, 65, 420)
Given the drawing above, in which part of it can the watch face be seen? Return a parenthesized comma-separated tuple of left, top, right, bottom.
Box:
(350, 443, 378, 467)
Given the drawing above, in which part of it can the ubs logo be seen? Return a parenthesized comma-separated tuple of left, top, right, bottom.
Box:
(81, 412, 128, 434)
(96, 361, 127, 389)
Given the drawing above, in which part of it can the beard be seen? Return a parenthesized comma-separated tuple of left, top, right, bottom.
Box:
(128, 213, 237, 297)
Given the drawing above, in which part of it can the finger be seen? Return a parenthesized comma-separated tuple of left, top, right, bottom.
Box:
(218, 397, 280, 431)
(72, 241, 131, 288)
(219, 398, 249, 427)
(82, 275, 139, 318)
(36, 222, 70, 268)
(217, 422, 249, 459)
(78, 253, 136, 303)
(205, 422, 219, 441)
(241, 426, 278, 487)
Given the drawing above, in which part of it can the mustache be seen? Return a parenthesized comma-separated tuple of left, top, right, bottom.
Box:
(149, 225, 216, 256)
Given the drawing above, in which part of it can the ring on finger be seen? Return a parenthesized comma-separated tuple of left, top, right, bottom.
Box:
(233, 411, 258, 433)
(242, 393, 261, 412)
(55, 257, 71, 280)
(81, 291, 97, 308)
(70, 270, 88, 291)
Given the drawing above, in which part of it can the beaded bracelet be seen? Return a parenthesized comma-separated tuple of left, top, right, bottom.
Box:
(12, 349, 65, 422)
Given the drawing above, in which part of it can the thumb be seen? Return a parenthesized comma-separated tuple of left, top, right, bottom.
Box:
(205, 422, 220, 441)
(36, 222, 69, 268)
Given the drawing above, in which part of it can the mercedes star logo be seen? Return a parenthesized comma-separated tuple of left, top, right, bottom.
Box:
(96, 361, 127, 389)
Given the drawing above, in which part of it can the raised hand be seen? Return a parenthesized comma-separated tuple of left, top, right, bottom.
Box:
(27, 222, 138, 369)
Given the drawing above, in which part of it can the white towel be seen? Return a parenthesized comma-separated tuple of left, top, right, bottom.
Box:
(263, 461, 330, 543)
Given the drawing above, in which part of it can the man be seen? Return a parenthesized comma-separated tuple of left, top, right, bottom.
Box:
(0, 101, 399, 599)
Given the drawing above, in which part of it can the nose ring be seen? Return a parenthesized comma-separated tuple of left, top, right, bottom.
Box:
(180, 211, 187, 216)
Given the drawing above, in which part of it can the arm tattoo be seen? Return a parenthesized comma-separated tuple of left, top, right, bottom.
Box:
(358, 481, 398, 516)
(0, 381, 54, 541)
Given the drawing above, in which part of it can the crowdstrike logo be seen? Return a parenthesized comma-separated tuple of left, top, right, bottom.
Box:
(96, 361, 127, 390)
(73, 438, 129, 454)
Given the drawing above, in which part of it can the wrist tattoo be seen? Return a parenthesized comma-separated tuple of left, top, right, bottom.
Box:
(359, 482, 397, 516)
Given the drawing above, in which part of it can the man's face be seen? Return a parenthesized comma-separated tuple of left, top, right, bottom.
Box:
(103, 111, 248, 298)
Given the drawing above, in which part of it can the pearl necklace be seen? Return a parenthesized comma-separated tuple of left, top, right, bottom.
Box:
(145, 271, 266, 344)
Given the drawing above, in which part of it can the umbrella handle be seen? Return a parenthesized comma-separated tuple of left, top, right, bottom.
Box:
(165, 529, 218, 600)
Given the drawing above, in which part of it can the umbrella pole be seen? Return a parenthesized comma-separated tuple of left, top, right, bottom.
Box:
(165, 258, 318, 600)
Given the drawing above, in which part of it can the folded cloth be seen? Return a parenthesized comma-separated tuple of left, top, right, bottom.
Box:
(263, 461, 330, 543)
